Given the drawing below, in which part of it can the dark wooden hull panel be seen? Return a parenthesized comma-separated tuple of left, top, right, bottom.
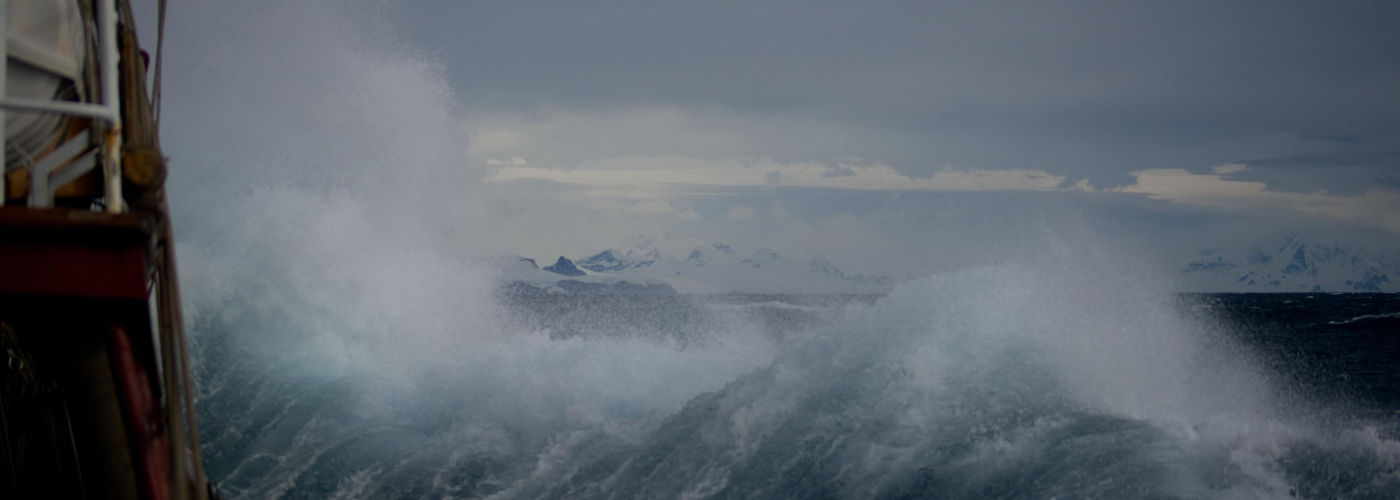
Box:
(1, 207, 162, 499)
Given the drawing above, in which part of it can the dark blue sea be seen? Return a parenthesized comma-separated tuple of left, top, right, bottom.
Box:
(192, 271, 1400, 499)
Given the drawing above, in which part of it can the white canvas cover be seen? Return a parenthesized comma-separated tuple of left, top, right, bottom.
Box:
(5, 0, 86, 168)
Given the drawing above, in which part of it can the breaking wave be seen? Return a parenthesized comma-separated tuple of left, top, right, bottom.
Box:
(158, 1, 1400, 498)
(189, 259, 1400, 499)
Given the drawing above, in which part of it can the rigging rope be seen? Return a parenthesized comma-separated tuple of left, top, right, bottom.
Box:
(151, 0, 165, 130)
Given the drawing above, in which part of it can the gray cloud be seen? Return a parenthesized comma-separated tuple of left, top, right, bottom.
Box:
(1240, 150, 1400, 169)
(394, 0, 1400, 189)
(764, 170, 783, 185)
(1228, 149, 1400, 194)
(822, 166, 856, 178)
(137, 0, 1400, 274)
(1300, 133, 1377, 145)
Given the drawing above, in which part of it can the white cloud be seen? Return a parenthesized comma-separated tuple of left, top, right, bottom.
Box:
(486, 157, 1069, 193)
(1212, 163, 1247, 175)
(1118, 166, 1400, 234)
(472, 129, 524, 153)
(484, 156, 528, 167)
(727, 206, 756, 220)
(633, 199, 681, 216)
(577, 195, 703, 220)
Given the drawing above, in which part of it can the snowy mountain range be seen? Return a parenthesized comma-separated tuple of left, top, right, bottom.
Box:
(488, 256, 678, 296)
(586, 243, 892, 293)
(494, 242, 893, 296)
(492, 233, 1397, 296)
(1179, 234, 1399, 292)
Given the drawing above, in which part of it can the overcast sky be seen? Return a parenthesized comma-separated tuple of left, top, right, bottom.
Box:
(149, 0, 1399, 277)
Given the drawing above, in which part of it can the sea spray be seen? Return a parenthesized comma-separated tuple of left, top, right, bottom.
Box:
(154, 1, 1400, 498)
(490, 266, 1399, 499)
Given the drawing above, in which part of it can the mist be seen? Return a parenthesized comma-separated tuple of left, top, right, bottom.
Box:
(145, 1, 1400, 498)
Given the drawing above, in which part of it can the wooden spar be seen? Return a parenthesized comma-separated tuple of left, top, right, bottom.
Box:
(116, 1, 206, 497)
(118, 7, 164, 209)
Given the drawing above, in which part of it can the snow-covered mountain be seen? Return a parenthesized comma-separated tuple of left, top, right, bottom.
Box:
(574, 247, 661, 272)
(1180, 234, 1399, 292)
(569, 242, 893, 294)
(485, 256, 677, 296)
(485, 240, 892, 296)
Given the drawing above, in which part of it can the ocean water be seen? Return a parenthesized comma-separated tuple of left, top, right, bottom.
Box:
(152, 3, 1400, 498)
(190, 272, 1400, 499)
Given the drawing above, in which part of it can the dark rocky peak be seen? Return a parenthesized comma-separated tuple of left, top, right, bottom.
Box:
(808, 258, 844, 278)
(544, 256, 586, 276)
